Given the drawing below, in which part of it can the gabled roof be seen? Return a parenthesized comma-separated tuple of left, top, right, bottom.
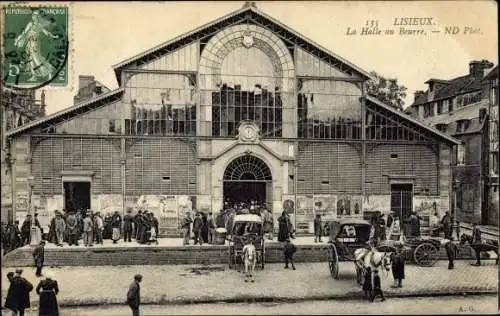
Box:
(112, 3, 372, 85)
(6, 88, 125, 138)
(366, 95, 461, 145)
(482, 65, 499, 82)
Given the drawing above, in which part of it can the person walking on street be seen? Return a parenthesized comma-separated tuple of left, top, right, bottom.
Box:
(8, 269, 33, 316)
(126, 274, 142, 316)
(445, 238, 459, 269)
(82, 212, 94, 247)
(54, 212, 66, 247)
(36, 270, 60, 316)
(207, 212, 216, 244)
(193, 212, 203, 245)
(390, 244, 405, 287)
(181, 212, 192, 246)
(4, 271, 17, 315)
(314, 214, 322, 243)
(111, 211, 122, 244)
(33, 240, 46, 277)
(370, 269, 385, 302)
(471, 223, 482, 266)
(123, 210, 134, 242)
(283, 239, 296, 270)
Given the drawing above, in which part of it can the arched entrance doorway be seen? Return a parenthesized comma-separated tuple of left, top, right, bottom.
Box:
(223, 155, 272, 207)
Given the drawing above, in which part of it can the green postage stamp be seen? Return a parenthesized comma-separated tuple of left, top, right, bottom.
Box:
(2, 5, 70, 89)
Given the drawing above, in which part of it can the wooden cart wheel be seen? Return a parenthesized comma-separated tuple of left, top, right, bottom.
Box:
(328, 244, 339, 279)
(413, 242, 439, 267)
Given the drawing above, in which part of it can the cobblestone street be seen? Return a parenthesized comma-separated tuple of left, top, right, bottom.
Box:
(1, 261, 497, 307)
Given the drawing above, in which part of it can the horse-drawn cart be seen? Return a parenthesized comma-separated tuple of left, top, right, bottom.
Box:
(326, 219, 372, 279)
(379, 235, 443, 267)
(228, 214, 266, 269)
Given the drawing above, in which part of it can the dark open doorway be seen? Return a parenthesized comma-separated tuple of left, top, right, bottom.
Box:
(390, 183, 413, 232)
(223, 155, 272, 207)
(64, 181, 91, 211)
(223, 180, 267, 205)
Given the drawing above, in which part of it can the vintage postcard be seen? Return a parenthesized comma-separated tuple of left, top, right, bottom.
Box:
(1, 1, 498, 315)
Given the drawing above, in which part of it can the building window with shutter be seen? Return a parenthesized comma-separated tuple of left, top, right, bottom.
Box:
(437, 100, 444, 114)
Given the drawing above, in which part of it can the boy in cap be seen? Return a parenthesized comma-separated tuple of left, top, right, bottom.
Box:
(390, 243, 405, 288)
(283, 239, 297, 270)
(370, 269, 385, 302)
(127, 274, 142, 316)
(33, 240, 46, 277)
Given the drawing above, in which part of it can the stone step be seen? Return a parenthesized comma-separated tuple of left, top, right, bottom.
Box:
(1, 243, 482, 267)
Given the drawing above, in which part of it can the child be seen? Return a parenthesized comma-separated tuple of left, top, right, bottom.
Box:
(370, 269, 385, 302)
(283, 239, 297, 270)
(390, 244, 405, 288)
(362, 267, 373, 299)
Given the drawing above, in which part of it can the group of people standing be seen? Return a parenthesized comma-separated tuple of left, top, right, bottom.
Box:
(1, 213, 43, 255)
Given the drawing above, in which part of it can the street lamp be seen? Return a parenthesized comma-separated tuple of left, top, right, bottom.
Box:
(28, 175, 40, 246)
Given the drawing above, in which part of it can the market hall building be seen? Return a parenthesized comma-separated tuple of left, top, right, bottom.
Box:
(4, 3, 460, 236)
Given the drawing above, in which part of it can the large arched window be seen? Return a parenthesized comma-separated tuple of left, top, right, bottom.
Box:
(199, 24, 295, 138)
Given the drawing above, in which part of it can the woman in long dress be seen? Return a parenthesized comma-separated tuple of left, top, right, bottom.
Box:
(277, 211, 290, 242)
(36, 270, 59, 316)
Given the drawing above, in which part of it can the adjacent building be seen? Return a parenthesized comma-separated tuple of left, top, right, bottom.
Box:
(73, 75, 111, 104)
(1, 87, 46, 222)
(4, 3, 460, 235)
(407, 60, 498, 226)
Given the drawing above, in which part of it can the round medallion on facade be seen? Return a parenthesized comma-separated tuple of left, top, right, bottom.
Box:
(242, 31, 254, 48)
(238, 121, 260, 142)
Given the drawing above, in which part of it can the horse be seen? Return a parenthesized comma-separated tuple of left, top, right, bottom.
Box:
(354, 247, 392, 285)
(242, 237, 257, 282)
(459, 233, 499, 265)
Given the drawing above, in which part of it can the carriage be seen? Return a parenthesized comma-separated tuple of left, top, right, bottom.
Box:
(326, 219, 372, 279)
(378, 235, 443, 267)
(227, 214, 266, 269)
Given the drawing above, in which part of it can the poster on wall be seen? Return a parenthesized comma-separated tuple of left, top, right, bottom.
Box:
(293, 195, 311, 233)
(336, 195, 351, 217)
(99, 195, 122, 215)
(350, 196, 363, 217)
(15, 194, 28, 211)
(313, 195, 335, 221)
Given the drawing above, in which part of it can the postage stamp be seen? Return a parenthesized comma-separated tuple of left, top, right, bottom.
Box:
(1, 5, 70, 89)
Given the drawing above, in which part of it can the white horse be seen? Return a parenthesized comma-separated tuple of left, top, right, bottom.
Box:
(354, 247, 391, 285)
(242, 240, 257, 283)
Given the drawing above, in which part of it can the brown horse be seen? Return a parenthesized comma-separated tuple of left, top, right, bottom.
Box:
(459, 234, 498, 265)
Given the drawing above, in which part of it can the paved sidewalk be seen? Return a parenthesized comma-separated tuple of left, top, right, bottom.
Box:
(1, 261, 497, 307)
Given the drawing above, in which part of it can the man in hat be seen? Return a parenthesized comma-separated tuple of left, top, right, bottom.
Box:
(66, 210, 79, 246)
(193, 212, 204, 245)
(9, 269, 33, 316)
(390, 243, 405, 287)
(127, 274, 142, 316)
(207, 212, 216, 244)
(93, 212, 104, 245)
(33, 240, 46, 277)
(54, 211, 66, 247)
(83, 211, 94, 247)
(181, 211, 192, 246)
(123, 209, 134, 242)
(20, 214, 33, 245)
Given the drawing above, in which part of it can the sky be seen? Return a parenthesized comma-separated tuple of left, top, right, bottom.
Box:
(36, 1, 498, 115)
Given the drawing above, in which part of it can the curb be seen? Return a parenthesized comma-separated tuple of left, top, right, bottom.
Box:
(37, 289, 499, 307)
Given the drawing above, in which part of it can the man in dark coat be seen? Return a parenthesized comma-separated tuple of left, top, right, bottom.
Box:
(127, 274, 142, 316)
(21, 215, 32, 245)
(278, 211, 290, 242)
(445, 238, 459, 269)
(390, 244, 405, 287)
(471, 223, 482, 266)
(181, 211, 192, 246)
(4, 271, 17, 314)
(134, 210, 143, 241)
(193, 212, 204, 245)
(66, 211, 79, 246)
(123, 209, 134, 242)
(36, 270, 60, 316)
(8, 269, 34, 316)
(33, 240, 46, 277)
(314, 214, 322, 243)
(441, 211, 452, 239)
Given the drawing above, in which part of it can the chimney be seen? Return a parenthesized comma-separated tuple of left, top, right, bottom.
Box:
(469, 60, 494, 80)
(40, 90, 46, 117)
(78, 75, 95, 90)
(414, 90, 425, 102)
